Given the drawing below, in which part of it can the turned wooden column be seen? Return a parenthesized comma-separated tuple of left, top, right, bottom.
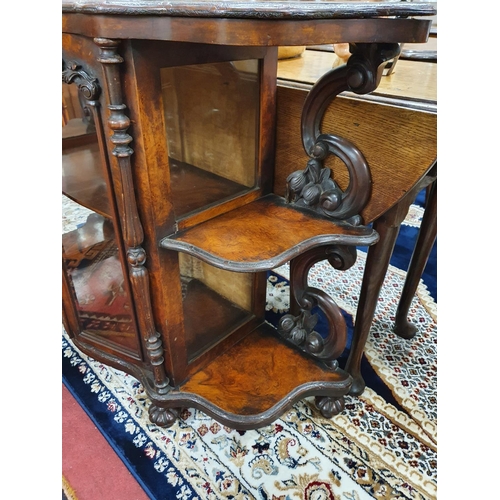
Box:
(94, 37, 171, 397)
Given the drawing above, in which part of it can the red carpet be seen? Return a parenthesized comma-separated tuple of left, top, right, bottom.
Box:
(62, 383, 150, 500)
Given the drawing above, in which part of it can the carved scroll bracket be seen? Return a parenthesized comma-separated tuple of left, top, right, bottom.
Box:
(62, 60, 100, 127)
(94, 37, 171, 397)
(286, 43, 401, 225)
(62, 60, 100, 101)
(278, 245, 357, 368)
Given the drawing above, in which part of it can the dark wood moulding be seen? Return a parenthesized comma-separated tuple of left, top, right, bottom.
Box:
(63, 16, 433, 46)
(62, 0, 436, 47)
(62, 1, 436, 19)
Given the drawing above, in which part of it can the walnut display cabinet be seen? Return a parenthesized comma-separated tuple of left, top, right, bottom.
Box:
(62, 0, 436, 429)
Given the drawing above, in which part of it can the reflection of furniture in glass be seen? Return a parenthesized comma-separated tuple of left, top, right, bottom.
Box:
(62, 0, 436, 429)
(275, 47, 437, 393)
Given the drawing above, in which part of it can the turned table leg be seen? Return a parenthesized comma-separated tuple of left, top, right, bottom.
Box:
(393, 180, 437, 339)
(345, 199, 412, 395)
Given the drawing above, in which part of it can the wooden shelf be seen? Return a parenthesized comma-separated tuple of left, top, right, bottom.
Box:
(160, 322, 351, 429)
(160, 194, 378, 272)
(170, 159, 252, 219)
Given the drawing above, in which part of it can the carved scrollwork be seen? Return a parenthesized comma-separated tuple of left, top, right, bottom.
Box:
(285, 137, 368, 226)
(62, 60, 100, 101)
(62, 59, 100, 129)
(287, 43, 401, 224)
(345, 43, 401, 96)
(278, 245, 357, 368)
(278, 285, 346, 368)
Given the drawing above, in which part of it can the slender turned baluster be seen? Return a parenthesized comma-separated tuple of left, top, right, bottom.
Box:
(94, 37, 170, 398)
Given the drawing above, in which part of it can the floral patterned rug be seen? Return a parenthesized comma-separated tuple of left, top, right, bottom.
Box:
(62, 194, 437, 500)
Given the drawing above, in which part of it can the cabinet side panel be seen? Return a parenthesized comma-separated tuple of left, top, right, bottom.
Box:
(121, 41, 188, 384)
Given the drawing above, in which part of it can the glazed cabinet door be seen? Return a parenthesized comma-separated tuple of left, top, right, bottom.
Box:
(62, 34, 144, 366)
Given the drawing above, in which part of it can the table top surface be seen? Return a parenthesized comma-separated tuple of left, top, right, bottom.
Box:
(62, 0, 437, 19)
(277, 48, 437, 106)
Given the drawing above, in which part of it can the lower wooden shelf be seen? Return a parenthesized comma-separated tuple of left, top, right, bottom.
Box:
(147, 322, 351, 429)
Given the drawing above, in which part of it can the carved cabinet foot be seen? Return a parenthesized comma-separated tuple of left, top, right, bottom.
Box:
(315, 395, 345, 418)
(148, 405, 181, 428)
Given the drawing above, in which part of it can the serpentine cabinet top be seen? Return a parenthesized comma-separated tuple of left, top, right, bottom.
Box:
(62, 0, 437, 45)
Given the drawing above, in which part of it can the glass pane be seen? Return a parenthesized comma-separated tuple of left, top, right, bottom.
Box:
(63, 81, 140, 352)
(179, 253, 253, 361)
(62, 82, 111, 218)
(160, 60, 259, 218)
(62, 196, 141, 354)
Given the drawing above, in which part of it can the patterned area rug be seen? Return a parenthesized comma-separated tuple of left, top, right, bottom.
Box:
(62, 193, 437, 500)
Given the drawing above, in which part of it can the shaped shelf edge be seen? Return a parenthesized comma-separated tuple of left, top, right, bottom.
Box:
(160, 194, 378, 272)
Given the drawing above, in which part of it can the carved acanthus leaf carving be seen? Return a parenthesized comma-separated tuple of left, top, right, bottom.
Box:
(278, 309, 329, 361)
(286, 154, 351, 222)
